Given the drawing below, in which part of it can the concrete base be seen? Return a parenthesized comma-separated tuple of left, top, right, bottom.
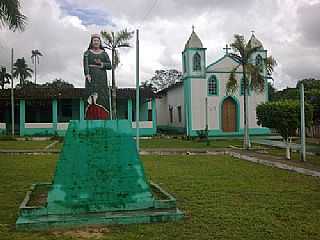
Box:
(16, 208, 183, 231)
(16, 182, 183, 231)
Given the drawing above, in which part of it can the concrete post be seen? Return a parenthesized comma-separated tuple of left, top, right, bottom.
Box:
(19, 99, 25, 136)
(300, 83, 306, 161)
(52, 99, 58, 131)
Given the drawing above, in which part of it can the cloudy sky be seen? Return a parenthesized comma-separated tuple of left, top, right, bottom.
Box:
(0, 0, 319, 90)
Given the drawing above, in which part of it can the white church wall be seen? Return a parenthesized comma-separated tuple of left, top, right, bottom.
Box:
(207, 55, 243, 73)
(205, 72, 267, 130)
(167, 86, 185, 128)
(191, 79, 206, 130)
(156, 96, 168, 126)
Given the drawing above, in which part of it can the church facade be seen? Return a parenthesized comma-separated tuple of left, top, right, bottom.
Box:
(156, 30, 271, 137)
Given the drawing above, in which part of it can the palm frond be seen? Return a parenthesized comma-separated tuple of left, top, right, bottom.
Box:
(266, 56, 277, 75)
(101, 30, 113, 47)
(230, 34, 246, 58)
(115, 29, 134, 48)
(226, 68, 238, 95)
(0, 0, 27, 31)
(246, 63, 265, 92)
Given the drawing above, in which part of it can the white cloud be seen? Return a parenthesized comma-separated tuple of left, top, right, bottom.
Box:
(0, 0, 319, 90)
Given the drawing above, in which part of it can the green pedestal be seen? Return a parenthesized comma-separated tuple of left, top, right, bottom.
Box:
(16, 120, 183, 230)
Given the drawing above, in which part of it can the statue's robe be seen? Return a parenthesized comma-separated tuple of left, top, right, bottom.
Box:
(83, 49, 112, 119)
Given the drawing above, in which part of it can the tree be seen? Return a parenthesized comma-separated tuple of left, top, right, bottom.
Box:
(0, 0, 27, 31)
(146, 69, 182, 91)
(31, 49, 43, 84)
(13, 57, 33, 86)
(0, 67, 12, 89)
(296, 78, 320, 90)
(256, 100, 313, 159)
(101, 28, 134, 118)
(226, 34, 277, 150)
(42, 78, 74, 89)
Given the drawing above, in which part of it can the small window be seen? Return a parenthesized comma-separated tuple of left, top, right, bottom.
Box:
(256, 55, 263, 73)
(169, 107, 173, 123)
(177, 106, 182, 123)
(208, 75, 218, 95)
(193, 52, 201, 71)
(183, 54, 187, 73)
(132, 111, 136, 121)
(148, 109, 152, 121)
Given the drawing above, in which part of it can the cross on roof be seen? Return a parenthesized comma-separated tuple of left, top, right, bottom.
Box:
(251, 30, 255, 35)
(223, 44, 231, 54)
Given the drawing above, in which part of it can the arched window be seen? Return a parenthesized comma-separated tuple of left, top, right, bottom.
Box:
(183, 54, 187, 73)
(256, 55, 263, 72)
(193, 52, 201, 71)
(208, 75, 218, 95)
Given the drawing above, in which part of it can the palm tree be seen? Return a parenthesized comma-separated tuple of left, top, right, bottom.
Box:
(101, 28, 134, 118)
(0, 0, 27, 31)
(226, 34, 277, 150)
(0, 67, 12, 89)
(13, 57, 33, 87)
(31, 49, 43, 84)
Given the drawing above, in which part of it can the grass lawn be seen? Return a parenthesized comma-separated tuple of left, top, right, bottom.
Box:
(0, 153, 319, 239)
(0, 140, 54, 150)
(140, 138, 243, 149)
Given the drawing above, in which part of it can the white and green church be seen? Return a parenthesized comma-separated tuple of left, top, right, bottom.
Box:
(156, 29, 271, 137)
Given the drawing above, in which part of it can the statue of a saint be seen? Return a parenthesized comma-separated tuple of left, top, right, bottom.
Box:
(83, 34, 112, 119)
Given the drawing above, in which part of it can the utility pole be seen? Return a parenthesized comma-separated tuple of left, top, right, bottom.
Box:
(136, 29, 140, 151)
(11, 48, 14, 136)
(300, 83, 306, 161)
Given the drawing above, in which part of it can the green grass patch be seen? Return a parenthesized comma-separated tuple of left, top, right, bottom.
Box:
(0, 153, 320, 239)
(140, 138, 243, 149)
(0, 140, 54, 150)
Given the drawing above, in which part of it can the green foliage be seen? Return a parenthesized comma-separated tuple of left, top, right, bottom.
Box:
(296, 78, 320, 90)
(41, 78, 74, 88)
(12, 57, 33, 86)
(256, 100, 313, 141)
(0, 0, 27, 31)
(16, 78, 74, 89)
(0, 66, 11, 89)
(196, 129, 208, 140)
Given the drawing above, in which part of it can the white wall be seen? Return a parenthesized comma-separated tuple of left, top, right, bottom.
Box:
(167, 86, 185, 128)
(156, 85, 185, 128)
(191, 79, 206, 130)
(156, 95, 168, 126)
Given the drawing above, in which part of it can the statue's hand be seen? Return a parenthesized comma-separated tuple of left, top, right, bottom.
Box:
(86, 75, 91, 82)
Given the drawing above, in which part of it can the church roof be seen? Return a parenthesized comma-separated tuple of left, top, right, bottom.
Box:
(248, 33, 264, 50)
(184, 28, 203, 50)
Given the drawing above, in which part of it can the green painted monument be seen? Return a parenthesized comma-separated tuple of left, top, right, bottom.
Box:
(16, 120, 183, 230)
(16, 34, 183, 230)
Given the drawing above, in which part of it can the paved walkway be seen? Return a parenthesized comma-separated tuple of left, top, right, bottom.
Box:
(252, 139, 320, 153)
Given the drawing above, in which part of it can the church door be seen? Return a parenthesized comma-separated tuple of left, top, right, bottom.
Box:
(222, 97, 236, 132)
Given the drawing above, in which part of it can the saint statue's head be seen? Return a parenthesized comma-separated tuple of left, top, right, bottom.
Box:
(88, 34, 104, 50)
